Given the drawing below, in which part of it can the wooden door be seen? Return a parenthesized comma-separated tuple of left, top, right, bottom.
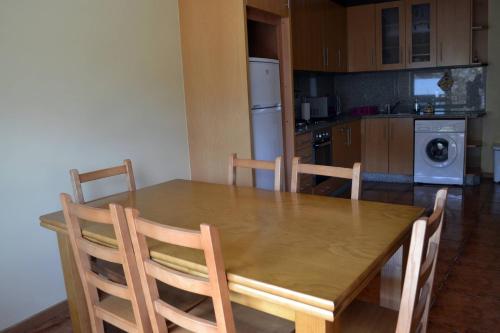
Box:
(291, 0, 325, 71)
(405, 0, 437, 68)
(389, 118, 414, 175)
(325, 0, 347, 72)
(376, 1, 406, 70)
(362, 118, 389, 173)
(437, 0, 471, 66)
(347, 5, 377, 72)
(247, 0, 289, 17)
(332, 124, 349, 167)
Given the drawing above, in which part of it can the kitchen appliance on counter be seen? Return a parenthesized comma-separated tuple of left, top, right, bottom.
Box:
(313, 128, 332, 185)
(414, 119, 465, 185)
(248, 57, 284, 191)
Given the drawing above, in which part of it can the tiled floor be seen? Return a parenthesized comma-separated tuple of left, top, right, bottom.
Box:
(35, 180, 500, 333)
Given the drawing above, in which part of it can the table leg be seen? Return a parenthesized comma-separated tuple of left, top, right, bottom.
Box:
(57, 233, 91, 333)
(295, 312, 340, 333)
(380, 236, 410, 310)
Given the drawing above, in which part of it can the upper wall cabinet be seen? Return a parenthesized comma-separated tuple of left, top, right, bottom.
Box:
(246, 0, 290, 17)
(347, 5, 377, 72)
(291, 0, 347, 72)
(291, 0, 325, 71)
(405, 0, 437, 68)
(437, 0, 471, 66)
(376, 1, 406, 70)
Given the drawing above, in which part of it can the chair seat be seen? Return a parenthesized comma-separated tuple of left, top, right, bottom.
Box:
(170, 299, 295, 333)
(340, 300, 398, 333)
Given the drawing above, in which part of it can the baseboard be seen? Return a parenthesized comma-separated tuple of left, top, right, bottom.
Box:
(2, 300, 69, 333)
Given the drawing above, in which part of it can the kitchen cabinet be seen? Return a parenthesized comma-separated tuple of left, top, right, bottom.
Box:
(376, 1, 406, 70)
(437, 0, 471, 66)
(291, 0, 347, 72)
(363, 118, 389, 173)
(388, 118, 414, 175)
(295, 132, 313, 193)
(332, 120, 362, 168)
(347, 5, 377, 72)
(362, 118, 414, 175)
(247, 0, 289, 17)
(325, 1, 348, 72)
(291, 0, 325, 71)
(405, 0, 437, 68)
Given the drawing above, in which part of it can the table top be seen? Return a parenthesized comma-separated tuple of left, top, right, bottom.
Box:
(40, 180, 423, 320)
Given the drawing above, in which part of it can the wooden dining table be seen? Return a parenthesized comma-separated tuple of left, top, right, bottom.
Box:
(40, 179, 423, 332)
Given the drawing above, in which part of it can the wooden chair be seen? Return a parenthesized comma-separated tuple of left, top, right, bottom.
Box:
(341, 188, 448, 333)
(228, 153, 282, 192)
(70, 159, 136, 204)
(60, 193, 150, 333)
(290, 157, 362, 200)
(125, 208, 295, 333)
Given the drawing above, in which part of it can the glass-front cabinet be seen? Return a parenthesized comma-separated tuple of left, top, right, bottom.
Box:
(376, 1, 405, 70)
(406, 0, 437, 68)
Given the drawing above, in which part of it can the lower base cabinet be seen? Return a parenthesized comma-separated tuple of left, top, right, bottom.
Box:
(362, 117, 414, 176)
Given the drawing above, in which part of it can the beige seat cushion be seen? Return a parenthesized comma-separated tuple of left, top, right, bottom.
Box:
(340, 300, 398, 333)
(170, 299, 295, 333)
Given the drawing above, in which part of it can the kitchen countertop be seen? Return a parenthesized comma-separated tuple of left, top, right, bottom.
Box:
(295, 111, 486, 135)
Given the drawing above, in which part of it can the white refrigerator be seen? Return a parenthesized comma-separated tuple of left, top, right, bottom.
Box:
(248, 57, 284, 191)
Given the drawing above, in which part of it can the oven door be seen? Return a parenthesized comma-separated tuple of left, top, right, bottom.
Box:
(313, 141, 332, 185)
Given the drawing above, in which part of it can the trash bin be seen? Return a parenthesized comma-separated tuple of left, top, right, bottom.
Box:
(495, 145, 500, 183)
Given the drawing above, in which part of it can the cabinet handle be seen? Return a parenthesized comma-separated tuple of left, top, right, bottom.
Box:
(338, 49, 341, 68)
(440, 42, 444, 63)
(348, 128, 352, 146)
(408, 46, 412, 64)
(371, 49, 375, 65)
(325, 47, 329, 69)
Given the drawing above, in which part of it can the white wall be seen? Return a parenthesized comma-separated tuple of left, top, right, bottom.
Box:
(482, 0, 500, 173)
(0, 0, 190, 328)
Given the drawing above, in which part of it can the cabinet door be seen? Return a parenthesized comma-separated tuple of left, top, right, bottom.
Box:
(362, 118, 389, 173)
(247, 0, 289, 17)
(332, 125, 349, 167)
(347, 5, 377, 72)
(325, 1, 347, 72)
(291, 0, 325, 71)
(437, 0, 471, 66)
(406, 0, 437, 68)
(348, 120, 362, 166)
(389, 118, 414, 175)
(376, 1, 406, 70)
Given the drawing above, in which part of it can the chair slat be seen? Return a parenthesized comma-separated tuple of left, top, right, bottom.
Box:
(69, 204, 113, 225)
(298, 163, 354, 179)
(154, 299, 218, 333)
(85, 270, 131, 300)
(144, 260, 212, 297)
(411, 283, 430, 331)
(94, 304, 138, 333)
(426, 208, 443, 239)
(234, 158, 276, 170)
(79, 165, 128, 183)
(135, 218, 203, 250)
(418, 243, 438, 288)
(77, 238, 122, 264)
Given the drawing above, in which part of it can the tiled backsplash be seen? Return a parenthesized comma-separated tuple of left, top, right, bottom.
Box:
(294, 66, 487, 117)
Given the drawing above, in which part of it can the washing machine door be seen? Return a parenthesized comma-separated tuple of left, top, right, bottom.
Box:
(422, 135, 458, 168)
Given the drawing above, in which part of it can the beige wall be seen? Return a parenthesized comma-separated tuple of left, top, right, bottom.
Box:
(0, 0, 190, 329)
(482, 0, 500, 173)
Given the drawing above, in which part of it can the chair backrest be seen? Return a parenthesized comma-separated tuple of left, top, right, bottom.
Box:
(70, 159, 136, 203)
(60, 193, 150, 333)
(396, 188, 448, 333)
(290, 157, 362, 200)
(228, 153, 282, 192)
(125, 208, 236, 333)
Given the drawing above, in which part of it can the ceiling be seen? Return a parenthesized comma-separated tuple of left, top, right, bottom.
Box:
(334, 0, 392, 6)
